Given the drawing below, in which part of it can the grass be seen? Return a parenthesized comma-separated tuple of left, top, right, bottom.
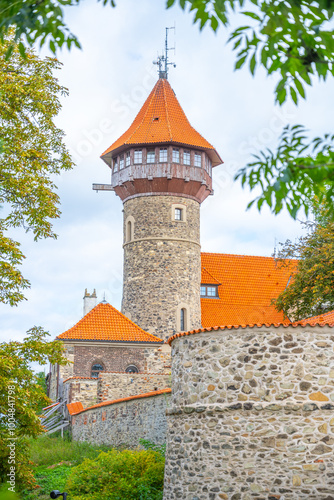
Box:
(21, 433, 113, 499)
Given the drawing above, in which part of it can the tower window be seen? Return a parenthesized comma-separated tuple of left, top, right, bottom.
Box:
(175, 208, 182, 221)
(134, 149, 142, 164)
(119, 155, 124, 170)
(173, 148, 180, 163)
(147, 150, 155, 163)
(125, 216, 135, 242)
(159, 148, 168, 162)
(91, 363, 104, 378)
(183, 150, 190, 165)
(125, 365, 139, 373)
(113, 159, 118, 172)
(126, 152, 131, 167)
(180, 308, 186, 331)
(194, 152, 202, 167)
(200, 285, 219, 298)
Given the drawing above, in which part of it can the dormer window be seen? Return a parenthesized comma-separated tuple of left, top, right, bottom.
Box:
(194, 152, 201, 167)
(159, 148, 168, 162)
(173, 148, 179, 163)
(200, 285, 219, 298)
(183, 150, 190, 165)
(147, 150, 155, 163)
(126, 152, 131, 167)
(134, 149, 142, 164)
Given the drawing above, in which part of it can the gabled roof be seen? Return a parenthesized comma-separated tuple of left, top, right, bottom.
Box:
(101, 78, 222, 166)
(200, 252, 298, 327)
(57, 302, 163, 343)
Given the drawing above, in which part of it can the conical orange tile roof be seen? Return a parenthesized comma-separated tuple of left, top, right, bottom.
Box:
(57, 302, 163, 343)
(101, 78, 222, 166)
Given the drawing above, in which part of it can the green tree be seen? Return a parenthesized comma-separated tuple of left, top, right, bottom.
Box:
(0, 32, 73, 306)
(1, 0, 333, 218)
(0, 327, 67, 490)
(274, 208, 334, 320)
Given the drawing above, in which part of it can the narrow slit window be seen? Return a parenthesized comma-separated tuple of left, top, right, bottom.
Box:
(159, 148, 168, 162)
(126, 220, 132, 242)
(134, 149, 142, 164)
(183, 150, 190, 165)
(180, 308, 186, 331)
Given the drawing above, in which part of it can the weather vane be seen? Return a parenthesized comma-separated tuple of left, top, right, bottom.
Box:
(153, 26, 176, 79)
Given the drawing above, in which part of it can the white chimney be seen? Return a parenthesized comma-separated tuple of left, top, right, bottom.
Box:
(83, 289, 97, 316)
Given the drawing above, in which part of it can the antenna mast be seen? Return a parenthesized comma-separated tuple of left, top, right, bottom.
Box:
(153, 26, 176, 79)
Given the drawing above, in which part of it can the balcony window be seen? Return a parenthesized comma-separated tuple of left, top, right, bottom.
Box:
(147, 150, 155, 163)
(194, 152, 201, 167)
(159, 148, 168, 162)
(134, 149, 142, 164)
(173, 148, 180, 163)
(183, 150, 190, 165)
(126, 152, 131, 167)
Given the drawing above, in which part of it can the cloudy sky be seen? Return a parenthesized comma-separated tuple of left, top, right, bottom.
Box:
(1, 0, 333, 354)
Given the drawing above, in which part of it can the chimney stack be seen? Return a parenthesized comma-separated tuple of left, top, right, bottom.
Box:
(83, 289, 97, 317)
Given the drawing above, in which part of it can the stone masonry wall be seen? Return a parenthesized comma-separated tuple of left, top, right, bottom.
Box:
(122, 195, 201, 340)
(97, 372, 171, 402)
(163, 326, 334, 500)
(64, 378, 98, 408)
(71, 392, 171, 447)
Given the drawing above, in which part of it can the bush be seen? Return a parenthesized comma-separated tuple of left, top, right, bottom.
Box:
(65, 449, 165, 500)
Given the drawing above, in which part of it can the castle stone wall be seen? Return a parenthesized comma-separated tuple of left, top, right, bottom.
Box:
(163, 325, 334, 500)
(64, 378, 98, 408)
(71, 392, 171, 447)
(97, 372, 170, 402)
(122, 195, 201, 340)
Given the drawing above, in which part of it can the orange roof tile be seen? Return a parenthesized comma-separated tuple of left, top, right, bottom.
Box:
(167, 321, 334, 345)
(67, 402, 84, 415)
(200, 253, 298, 327)
(101, 78, 222, 166)
(70, 389, 172, 415)
(293, 310, 334, 327)
(57, 302, 163, 343)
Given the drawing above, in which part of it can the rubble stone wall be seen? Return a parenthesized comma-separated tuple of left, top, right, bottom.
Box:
(98, 372, 170, 402)
(163, 325, 334, 500)
(71, 392, 171, 447)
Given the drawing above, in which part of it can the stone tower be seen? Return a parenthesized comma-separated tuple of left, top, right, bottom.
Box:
(100, 77, 222, 340)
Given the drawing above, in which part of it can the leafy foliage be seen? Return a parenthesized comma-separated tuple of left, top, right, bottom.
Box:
(236, 125, 334, 218)
(274, 209, 334, 320)
(0, 32, 73, 305)
(0, 328, 68, 490)
(139, 439, 166, 457)
(65, 449, 165, 500)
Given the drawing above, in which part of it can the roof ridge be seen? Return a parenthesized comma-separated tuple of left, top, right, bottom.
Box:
(201, 251, 297, 261)
(163, 79, 173, 141)
(124, 81, 159, 145)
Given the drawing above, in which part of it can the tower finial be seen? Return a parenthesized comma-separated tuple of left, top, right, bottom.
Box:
(153, 26, 176, 79)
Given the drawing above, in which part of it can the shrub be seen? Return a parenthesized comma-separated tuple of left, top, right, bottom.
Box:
(65, 449, 165, 500)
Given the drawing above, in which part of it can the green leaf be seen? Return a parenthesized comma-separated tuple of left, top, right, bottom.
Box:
(249, 52, 256, 75)
(290, 86, 298, 104)
(294, 77, 305, 99)
(235, 55, 247, 69)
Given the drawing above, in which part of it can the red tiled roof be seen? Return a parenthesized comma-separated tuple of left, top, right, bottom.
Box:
(294, 310, 334, 327)
(67, 402, 84, 415)
(57, 302, 163, 343)
(63, 377, 97, 383)
(101, 78, 222, 166)
(200, 253, 298, 327)
(70, 389, 172, 415)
